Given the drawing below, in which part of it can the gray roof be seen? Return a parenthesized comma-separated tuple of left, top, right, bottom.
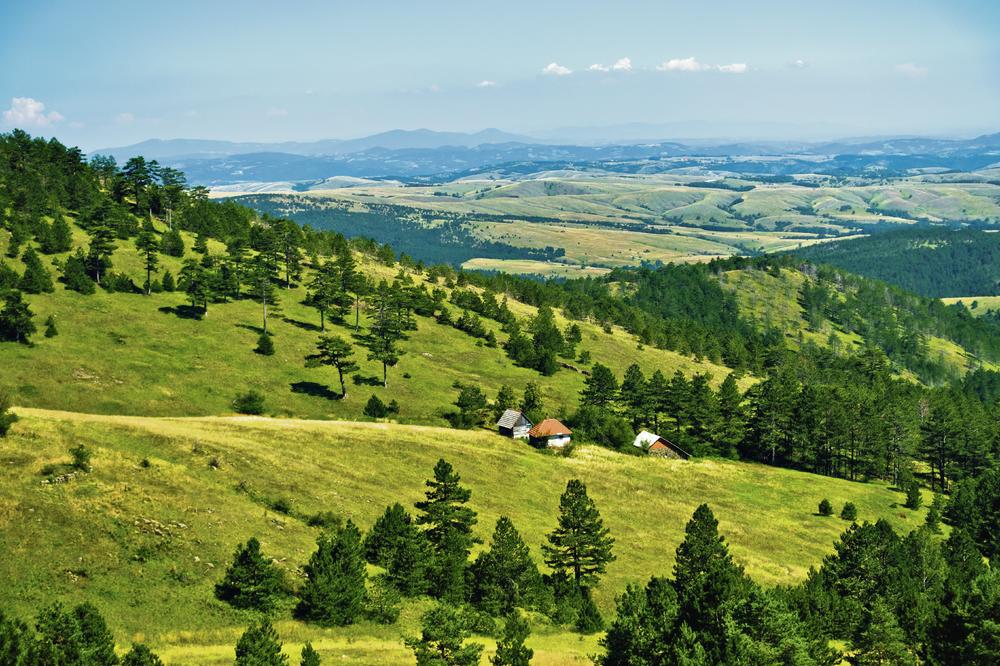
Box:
(497, 409, 530, 429)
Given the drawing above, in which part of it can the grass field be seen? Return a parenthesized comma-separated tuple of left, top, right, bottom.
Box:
(941, 295, 1000, 315)
(0, 408, 932, 664)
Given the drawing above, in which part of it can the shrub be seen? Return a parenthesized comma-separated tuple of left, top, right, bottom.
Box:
(840, 502, 858, 521)
(818, 499, 833, 516)
(233, 390, 266, 415)
(43, 315, 58, 338)
(904, 482, 922, 510)
(268, 497, 292, 515)
(70, 444, 92, 472)
(0, 389, 17, 438)
(161, 270, 176, 292)
(364, 394, 389, 418)
(364, 575, 402, 625)
(307, 511, 341, 529)
(255, 332, 275, 356)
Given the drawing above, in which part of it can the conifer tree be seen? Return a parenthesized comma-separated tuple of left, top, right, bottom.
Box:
(305, 335, 358, 398)
(234, 619, 288, 666)
(364, 281, 407, 387)
(72, 603, 119, 666)
(852, 598, 916, 666)
(521, 382, 544, 423)
(62, 248, 96, 294)
(160, 269, 175, 292)
(42, 216, 73, 254)
(491, 612, 533, 666)
(19, 246, 54, 294)
(0, 290, 36, 343)
(256, 332, 275, 356)
(469, 516, 544, 614)
(215, 537, 285, 611)
(580, 363, 619, 408)
(159, 228, 184, 257)
(122, 643, 164, 666)
(296, 520, 367, 626)
(363, 503, 414, 566)
(406, 604, 484, 666)
(645, 369, 670, 431)
(134, 223, 160, 295)
(493, 384, 517, 421)
(44, 314, 57, 338)
(179, 258, 212, 315)
(85, 224, 116, 285)
(415, 459, 479, 602)
(542, 479, 615, 589)
(618, 363, 648, 430)
(715, 373, 745, 458)
(299, 642, 321, 666)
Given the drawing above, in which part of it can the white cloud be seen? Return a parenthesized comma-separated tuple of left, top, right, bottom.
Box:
(3, 97, 64, 127)
(115, 112, 135, 124)
(265, 108, 288, 118)
(542, 62, 572, 76)
(611, 57, 632, 72)
(588, 63, 610, 72)
(477, 80, 497, 88)
(657, 56, 708, 72)
(657, 57, 748, 73)
(895, 62, 927, 78)
(791, 58, 808, 68)
(717, 63, 747, 74)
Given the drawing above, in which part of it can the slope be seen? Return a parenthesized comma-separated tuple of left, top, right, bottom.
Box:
(0, 408, 930, 664)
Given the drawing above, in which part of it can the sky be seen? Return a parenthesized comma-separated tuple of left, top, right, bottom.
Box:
(1, 0, 998, 150)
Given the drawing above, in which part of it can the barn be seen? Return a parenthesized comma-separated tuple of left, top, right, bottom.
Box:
(528, 419, 573, 448)
(633, 430, 690, 460)
(497, 409, 533, 439)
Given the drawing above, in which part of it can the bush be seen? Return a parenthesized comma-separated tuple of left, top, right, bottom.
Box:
(70, 444, 92, 472)
(818, 499, 833, 516)
(364, 394, 389, 418)
(161, 270, 176, 292)
(307, 511, 341, 529)
(233, 390, 266, 415)
(567, 406, 633, 450)
(840, 502, 858, 521)
(43, 315, 58, 338)
(255, 332, 274, 356)
(364, 575, 402, 625)
(0, 389, 17, 438)
(268, 497, 292, 515)
(904, 482, 922, 510)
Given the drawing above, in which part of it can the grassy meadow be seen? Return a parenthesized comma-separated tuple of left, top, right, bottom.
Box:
(0, 408, 932, 664)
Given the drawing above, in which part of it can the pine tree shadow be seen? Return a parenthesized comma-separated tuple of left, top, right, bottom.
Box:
(281, 316, 322, 332)
(235, 323, 264, 335)
(290, 381, 341, 400)
(352, 374, 383, 387)
(158, 305, 203, 320)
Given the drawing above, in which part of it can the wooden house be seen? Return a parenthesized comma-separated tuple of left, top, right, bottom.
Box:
(528, 419, 573, 448)
(633, 430, 690, 460)
(497, 409, 532, 439)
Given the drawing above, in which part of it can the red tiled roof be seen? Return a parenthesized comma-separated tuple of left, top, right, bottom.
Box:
(528, 418, 572, 437)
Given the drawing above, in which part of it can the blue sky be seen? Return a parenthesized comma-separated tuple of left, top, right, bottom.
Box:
(1, 0, 998, 149)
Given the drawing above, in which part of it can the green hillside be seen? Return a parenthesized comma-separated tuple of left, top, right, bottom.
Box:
(0, 408, 929, 664)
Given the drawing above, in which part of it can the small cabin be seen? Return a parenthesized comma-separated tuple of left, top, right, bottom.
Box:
(497, 409, 532, 439)
(528, 419, 573, 448)
(633, 430, 690, 460)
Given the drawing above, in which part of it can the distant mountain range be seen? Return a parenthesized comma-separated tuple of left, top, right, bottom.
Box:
(91, 129, 1000, 186)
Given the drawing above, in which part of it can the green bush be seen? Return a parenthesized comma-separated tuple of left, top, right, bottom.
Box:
(818, 499, 833, 516)
(233, 390, 266, 415)
(70, 444, 92, 472)
(840, 502, 858, 521)
(255, 332, 275, 356)
(364, 394, 389, 418)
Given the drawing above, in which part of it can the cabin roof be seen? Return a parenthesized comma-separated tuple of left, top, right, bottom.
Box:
(529, 418, 572, 437)
(497, 409, 530, 429)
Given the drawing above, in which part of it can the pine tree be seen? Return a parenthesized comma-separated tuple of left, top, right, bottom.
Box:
(521, 382, 544, 423)
(134, 224, 160, 295)
(0, 290, 36, 343)
(179, 258, 212, 315)
(415, 459, 479, 602)
(542, 479, 615, 589)
(234, 619, 288, 666)
(299, 642, 321, 666)
(819, 498, 833, 516)
(42, 216, 73, 254)
(491, 612, 533, 666)
(215, 537, 285, 611)
(618, 363, 648, 429)
(645, 369, 670, 431)
(581, 363, 619, 408)
(364, 281, 407, 387)
(122, 643, 164, 666)
(160, 269, 175, 292)
(85, 224, 116, 285)
(363, 503, 414, 566)
(925, 493, 945, 533)
(43, 314, 58, 338)
(296, 520, 367, 626)
(256, 332, 275, 356)
(305, 335, 358, 398)
(61, 248, 96, 294)
(469, 516, 544, 614)
(841, 502, 858, 521)
(852, 598, 916, 666)
(405, 603, 484, 666)
(72, 602, 118, 666)
(19, 246, 54, 294)
(716, 373, 745, 458)
(904, 481, 923, 510)
(159, 228, 184, 257)
(493, 384, 517, 421)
